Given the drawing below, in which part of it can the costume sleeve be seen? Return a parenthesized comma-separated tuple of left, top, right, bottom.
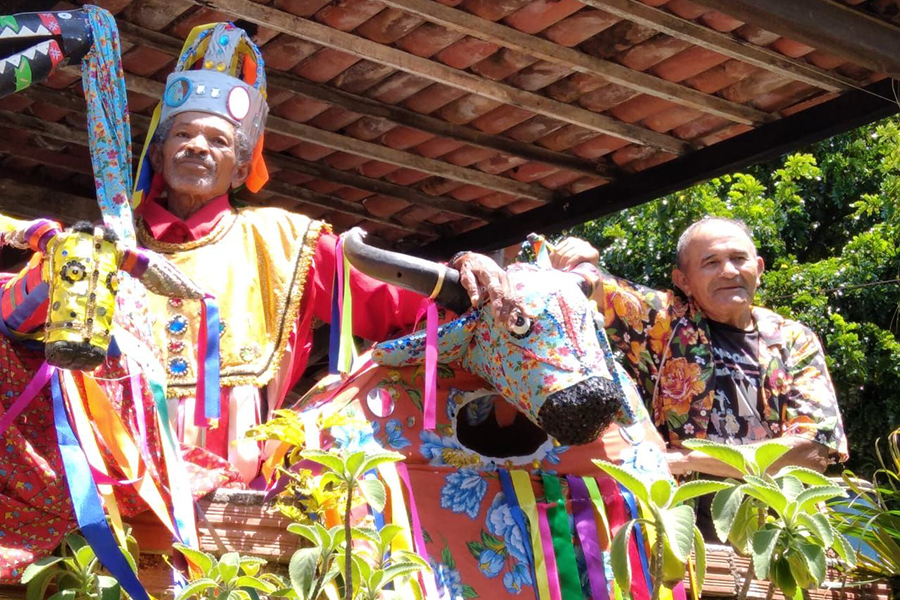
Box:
(781, 323, 849, 461)
(593, 270, 677, 395)
(310, 232, 426, 342)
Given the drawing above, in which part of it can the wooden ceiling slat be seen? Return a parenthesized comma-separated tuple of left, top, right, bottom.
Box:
(115, 21, 613, 180)
(581, 0, 856, 93)
(0, 109, 442, 237)
(22, 86, 498, 222)
(692, 0, 900, 78)
(61, 65, 555, 203)
(184, 0, 691, 154)
(375, 0, 773, 126)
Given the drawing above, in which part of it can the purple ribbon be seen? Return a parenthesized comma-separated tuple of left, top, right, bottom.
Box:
(567, 475, 610, 600)
(0, 361, 55, 436)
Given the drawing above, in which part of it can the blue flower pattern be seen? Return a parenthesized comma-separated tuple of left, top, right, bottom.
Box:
(384, 419, 411, 449)
(431, 558, 466, 600)
(467, 492, 534, 595)
(441, 469, 488, 519)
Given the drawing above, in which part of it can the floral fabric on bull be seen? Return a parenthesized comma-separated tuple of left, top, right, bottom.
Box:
(595, 271, 848, 459)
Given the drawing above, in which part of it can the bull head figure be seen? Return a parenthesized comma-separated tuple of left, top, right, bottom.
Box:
(343, 229, 635, 446)
(0, 9, 92, 98)
(42, 222, 206, 371)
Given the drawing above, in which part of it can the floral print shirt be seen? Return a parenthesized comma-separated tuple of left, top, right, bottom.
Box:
(594, 272, 848, 461)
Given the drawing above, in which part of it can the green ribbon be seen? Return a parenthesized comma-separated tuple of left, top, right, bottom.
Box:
(541, 474, 582, 600)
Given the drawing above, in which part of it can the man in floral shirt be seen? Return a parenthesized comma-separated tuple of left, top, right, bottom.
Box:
(551, 216, 847, 479)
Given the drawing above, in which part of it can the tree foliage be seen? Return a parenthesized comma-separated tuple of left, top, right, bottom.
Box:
(566, 117, 900, 476)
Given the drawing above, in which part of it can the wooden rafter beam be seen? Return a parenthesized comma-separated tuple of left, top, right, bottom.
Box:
(63, 66, 556, 203)
(22, 85, 500, 222)
(187, 0, 691, 154)
(0, 109, 442, 237)
(375, 0, 771, 126)
(0, 175, 98, 223)
(691, 0, 900, 78)
(581, 0, 856, 93)
(116, 21, 613, 180)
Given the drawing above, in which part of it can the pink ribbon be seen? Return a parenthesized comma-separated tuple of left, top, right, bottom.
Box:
(413, 299, 438, 430)
(397, 463, 440, 600)
(536, 502, 563, 600)
(0, 361, 54, 436)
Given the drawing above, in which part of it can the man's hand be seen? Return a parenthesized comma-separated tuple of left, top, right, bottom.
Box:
(549, 237, 599, 271)
(451, 252, 527, 326)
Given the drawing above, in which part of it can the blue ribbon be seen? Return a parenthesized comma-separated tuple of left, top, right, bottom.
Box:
(201, 297, 221, 420)
(499, 468, 540, 600)
(327, 271, 340, 374)
(620, 486, 653, 594)
(50, 372, 150, 600)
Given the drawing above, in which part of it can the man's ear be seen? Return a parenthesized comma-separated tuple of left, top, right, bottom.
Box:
(672, 267, 691, 297)
(756, 255, 765, 285)
(231, 161, 251, 189)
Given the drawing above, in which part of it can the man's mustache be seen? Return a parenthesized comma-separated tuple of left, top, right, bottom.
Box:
(174, 150, 216, 171)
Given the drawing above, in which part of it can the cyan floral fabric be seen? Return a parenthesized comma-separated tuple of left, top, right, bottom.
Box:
(595, 272, 848, 459)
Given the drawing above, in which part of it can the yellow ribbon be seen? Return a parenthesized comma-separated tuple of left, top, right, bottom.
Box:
(511, 470, 552, 600)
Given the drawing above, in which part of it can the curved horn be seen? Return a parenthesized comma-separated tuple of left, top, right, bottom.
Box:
(343, 228, 472, 315)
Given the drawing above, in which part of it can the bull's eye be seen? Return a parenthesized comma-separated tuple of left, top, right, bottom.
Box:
(106, 272, 119, 293)
(509, 315, 533, 339)
(60, 260, 86, 283)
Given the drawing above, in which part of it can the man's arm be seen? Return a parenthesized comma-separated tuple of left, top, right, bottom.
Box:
(666, 435, 830, 479)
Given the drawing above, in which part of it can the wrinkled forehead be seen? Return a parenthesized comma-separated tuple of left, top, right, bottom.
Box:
(165, 111, 237, 140)
(684, 222, 757, 262)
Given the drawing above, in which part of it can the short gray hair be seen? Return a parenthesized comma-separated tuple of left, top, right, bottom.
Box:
(675, 216, 756, 270)
(150, 116, 254, 164)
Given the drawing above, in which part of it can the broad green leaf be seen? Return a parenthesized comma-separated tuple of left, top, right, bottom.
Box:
(21, 557, 64, 584)
(728, 498, 760, 554)
(235, 576, 276, 594)
(318, 471, 343, 490)
(46, 590, 76, 600)
(289, 547, 320, 600)
(693, 525, 707, 593)
(651, 479, 674, 508)
(358, 478, 387, 512)
(359, 451, 405, 474)
(832, 532, 858, 569)
(771, 466, 832, 487)
(660, 505, 695, 563)
(378, 524, 404, 551)
(345, 451, 367, 479)
(771, 557, 797, 598)
(239, 556, 267, 577)
(174, 544, 214, 576)
(711, 485, 745, 543)
(754, 442, 791, 473)
(682, 439, 747, 474)
(798, 543, 827, 587)
(74, 545, 95, 571)
(610, 520, 636, 593)
(24, 568, 61, 600)
(300, 449, 346, 474)
(219, 553, 241, 584)
(64, 534, 88, 554)
(671, 480, 734, 506)
(287, 523, 321, 546)
(377, 563, 427, 592)
(97, 575, 121, 600)
(778, 476, 805, 502)
(795, 486, 845, 513)
(393, 550, 430, 569)
(751, 528, 782, 579)
(176, 577, 219, 600)
(593, 460, 649, 505)
(797, 513, 834, 547)
(350, 526, 381, 545)
(743, 482, 788, 515)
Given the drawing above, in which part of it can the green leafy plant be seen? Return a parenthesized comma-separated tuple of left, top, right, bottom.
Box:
(684, 439, 856, 599)
(173, 544, 287, 600)
(830, 426, 900, 585)
(287, 448, 427, 600)
(22, 530, 139, 600)
(592, 459, 731, 600)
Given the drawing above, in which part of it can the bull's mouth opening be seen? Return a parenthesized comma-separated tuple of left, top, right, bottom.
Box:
(537, 376, 625, 445)
(0, 10, 92, 99)
(455, 395, 548, 458)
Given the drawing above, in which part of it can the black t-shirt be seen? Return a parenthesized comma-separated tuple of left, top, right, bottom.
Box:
(705, 319, 772, 445)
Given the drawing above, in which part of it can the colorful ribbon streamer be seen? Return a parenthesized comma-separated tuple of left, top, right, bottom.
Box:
(511, 470, 553, 600)
(413, 299, 439, 431)
(396, 463, 440, 600)
(567, 475, 610, 600)
(541, 474, 581, 600)
(535, 503, 563, 600)
(195, 296, 221, 425)
(622, 486, 653, 595)
(0, 360, 54, 436)
(499, 469, 539, 600)
(51, 372, 150, 600)
(598, 477, 650, 600)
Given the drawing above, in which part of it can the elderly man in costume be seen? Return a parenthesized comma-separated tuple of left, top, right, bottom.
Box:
(550, 217, 848, 476)
(130, 22, 517, 483)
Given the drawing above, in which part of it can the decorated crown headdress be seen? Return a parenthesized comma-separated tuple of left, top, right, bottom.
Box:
(133, 22, 269, 207)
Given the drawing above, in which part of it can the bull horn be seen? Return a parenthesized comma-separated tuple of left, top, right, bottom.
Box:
(342, 228, 472, 315)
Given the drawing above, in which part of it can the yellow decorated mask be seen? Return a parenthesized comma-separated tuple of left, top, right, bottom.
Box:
(43, 224, 122, 370)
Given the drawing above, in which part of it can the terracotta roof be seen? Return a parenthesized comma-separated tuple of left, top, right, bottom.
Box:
(0, 0, 897, 248)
